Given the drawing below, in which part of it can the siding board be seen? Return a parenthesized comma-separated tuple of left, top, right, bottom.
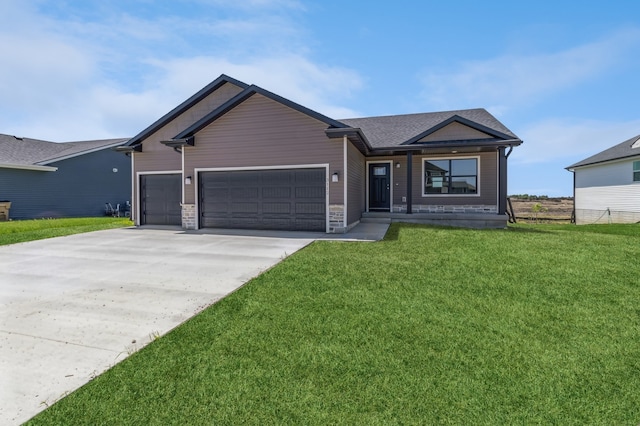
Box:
(0, 149, 131, 219)
(419, 122, 493, 142)
(184, 94, 343, 205)
(347, 141, 365, 225)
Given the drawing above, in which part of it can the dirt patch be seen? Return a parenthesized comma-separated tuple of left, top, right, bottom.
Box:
(507, 197, 574, 223)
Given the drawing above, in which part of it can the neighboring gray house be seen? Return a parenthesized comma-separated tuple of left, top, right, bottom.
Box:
(567, 134, 640, 224)
(118, 74, 523, 232)
(0, 134, 131, 219)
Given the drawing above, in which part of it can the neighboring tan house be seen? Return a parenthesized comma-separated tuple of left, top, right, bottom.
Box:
(567, 134, 640, 224)
(0, 134, 131, 219)
(118, 74, 523, 232)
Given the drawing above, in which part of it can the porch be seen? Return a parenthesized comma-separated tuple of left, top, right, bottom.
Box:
(360, 211, 509, 229)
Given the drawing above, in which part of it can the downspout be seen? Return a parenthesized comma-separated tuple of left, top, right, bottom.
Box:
(343, 135, 348, 231)
(406, 151, 413, 214)
(505, 146, 513, 158)
(498, 146, 508, 215)
(570, 169, 576, 224)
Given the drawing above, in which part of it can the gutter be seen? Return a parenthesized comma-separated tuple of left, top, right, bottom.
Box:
(0, 163, 58, 172)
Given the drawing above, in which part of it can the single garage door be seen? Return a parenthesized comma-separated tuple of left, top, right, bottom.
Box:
(200, 168, 326, 231)
(140, 174, 182, 225)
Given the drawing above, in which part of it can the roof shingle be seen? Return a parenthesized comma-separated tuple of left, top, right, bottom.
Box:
(567, 134, 640, 169)
(339, 108, 518, 148)
(0, 134, 129, 166)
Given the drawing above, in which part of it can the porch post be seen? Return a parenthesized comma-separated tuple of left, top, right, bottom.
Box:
(406, 151, 413, 214)
(498, 147, 507, 215)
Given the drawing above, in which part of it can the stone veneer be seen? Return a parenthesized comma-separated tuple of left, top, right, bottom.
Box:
(329, 204, 345, 233)
(392, 204, 498, 214)
(181, 204, 197, 230)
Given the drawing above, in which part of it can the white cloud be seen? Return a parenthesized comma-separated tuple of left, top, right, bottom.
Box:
(511, 118, 640, 166)
(0, 0, 362, 141)
(420, 28, 640, 112)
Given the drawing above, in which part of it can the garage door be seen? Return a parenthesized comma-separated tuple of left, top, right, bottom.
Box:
(200, 168, 326, 231)
(140, 174, 182, 225)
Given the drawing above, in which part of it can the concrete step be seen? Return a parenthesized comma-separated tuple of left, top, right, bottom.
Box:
(360, 216, 392, 224)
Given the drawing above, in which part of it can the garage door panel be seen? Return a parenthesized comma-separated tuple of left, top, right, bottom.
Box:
(141, 174, 181, 226)
(231, 202, 259, 214)
(262, 187, 291, 198)
(295, 202, 325, 214)
(200, 168, 326, 231)
(263, 203, 292, 214)
(295, 187, 325, 198)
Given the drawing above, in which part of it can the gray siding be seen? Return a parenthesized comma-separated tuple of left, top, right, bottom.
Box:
(413, 151, 498, 206)
(347, 141, 365, 225)
(0, 149, 131, 219)
(369, 151, 497, 208)
(184, 93, 344, 205)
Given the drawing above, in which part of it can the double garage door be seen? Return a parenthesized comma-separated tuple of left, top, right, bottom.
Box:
(200, 168, 326, 231)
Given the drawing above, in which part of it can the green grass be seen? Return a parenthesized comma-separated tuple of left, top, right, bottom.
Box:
(28, 223, 640, 424)
(0, 217, 133, 246)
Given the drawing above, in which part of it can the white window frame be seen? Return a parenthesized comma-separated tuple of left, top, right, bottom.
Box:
(633, 160, 640, 182)
(422, 156, 481, 197)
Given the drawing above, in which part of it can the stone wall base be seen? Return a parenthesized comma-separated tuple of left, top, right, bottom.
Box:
(181, 204, 196, 230)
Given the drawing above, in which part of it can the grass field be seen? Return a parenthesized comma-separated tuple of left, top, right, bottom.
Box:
(0, 217, 133, 246)
(27, 223, 640, 424)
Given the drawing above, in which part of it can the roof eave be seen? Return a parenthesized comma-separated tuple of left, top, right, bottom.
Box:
(379, 138, 523, 151)
(567, 152, 640, 170)
(175, 85, 349, 140)
(160, 137, 195, 148)
(125, 74, 250, 147)
(402, 115, 517, 145)
(39, 139, 130, 165)
(0, 163, 58, 172)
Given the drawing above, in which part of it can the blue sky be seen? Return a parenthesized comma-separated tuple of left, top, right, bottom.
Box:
(1, 0, 639, 196)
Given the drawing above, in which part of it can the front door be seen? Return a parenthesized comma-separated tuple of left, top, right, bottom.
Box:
(369, 163, 391, 211)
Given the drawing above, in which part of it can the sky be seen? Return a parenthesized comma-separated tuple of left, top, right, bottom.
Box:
(1, 0, 639, 197)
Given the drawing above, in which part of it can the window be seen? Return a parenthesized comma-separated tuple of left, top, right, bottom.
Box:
(424, 158, 478, 195)
(634, 161, 640, 182)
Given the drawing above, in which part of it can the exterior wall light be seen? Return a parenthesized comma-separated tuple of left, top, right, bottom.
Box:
(185, 176, 192, 185)
(395, 162, 400, 168)
(332, 172, 339, 182)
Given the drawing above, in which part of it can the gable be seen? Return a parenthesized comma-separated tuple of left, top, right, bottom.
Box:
(418, 121, 494, 143)
(194, 93, 334, 144)
(140, 81, 245, 148)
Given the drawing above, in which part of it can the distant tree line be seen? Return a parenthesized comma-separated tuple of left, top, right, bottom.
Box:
(508, 194, 573, 200)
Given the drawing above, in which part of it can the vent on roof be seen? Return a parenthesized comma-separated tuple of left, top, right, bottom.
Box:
(632, 136, 640, 149)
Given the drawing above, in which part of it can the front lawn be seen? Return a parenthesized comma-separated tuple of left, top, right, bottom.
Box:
(28, 223, 640, 424)
(0, 217, 133, 246)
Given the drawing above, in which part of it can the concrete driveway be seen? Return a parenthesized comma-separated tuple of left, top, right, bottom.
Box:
(0, 227, 320, 425)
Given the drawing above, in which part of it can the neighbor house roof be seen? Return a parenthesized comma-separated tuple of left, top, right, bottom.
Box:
(0, 134, 129, 171)
(339, 109, 520, 149)
(567, 134, 640, 169)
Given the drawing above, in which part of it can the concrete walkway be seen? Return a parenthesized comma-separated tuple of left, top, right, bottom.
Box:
(0, 222, 388, 425)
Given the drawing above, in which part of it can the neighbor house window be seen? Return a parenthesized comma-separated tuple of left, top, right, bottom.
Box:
(423, 158, 478, 195)
(634, 161, 640, 182)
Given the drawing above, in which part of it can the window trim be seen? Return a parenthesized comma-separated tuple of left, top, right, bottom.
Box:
(633, 160, 640, 183)
(422, 156, 481, 197)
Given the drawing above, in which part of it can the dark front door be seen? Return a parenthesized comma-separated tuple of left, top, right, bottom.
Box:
(369, 163, 391, 211)
(140, 174, 182, 225)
